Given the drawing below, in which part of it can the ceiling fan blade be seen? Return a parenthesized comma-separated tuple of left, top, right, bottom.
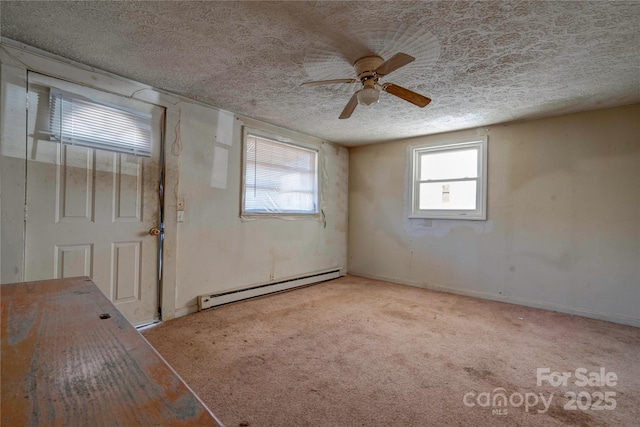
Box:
(339, 92, 359, 119)
(375, 53, 415, 77)
(382, 83, 431, 108)
(301, 78, 357, 87)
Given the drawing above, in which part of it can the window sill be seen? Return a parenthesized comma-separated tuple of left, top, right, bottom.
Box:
(409, 213, 486, 221)
(240, 212, 321, 221)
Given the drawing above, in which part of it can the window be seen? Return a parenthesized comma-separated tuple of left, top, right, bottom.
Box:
(49, 88, 153, 157)
(242, 131, 318, 215)
(410, 137, 487, 220)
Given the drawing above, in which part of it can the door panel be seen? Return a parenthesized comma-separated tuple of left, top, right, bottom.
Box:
(112, 241, 141, 302)
(25, 72, 163, 326)
(58, 145, 94, 222)
(54, 244, 93, 278)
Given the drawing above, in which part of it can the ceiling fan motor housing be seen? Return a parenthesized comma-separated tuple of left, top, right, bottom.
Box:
(354, 56, 385, 81)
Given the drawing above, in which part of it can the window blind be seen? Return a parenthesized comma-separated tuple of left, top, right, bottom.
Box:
(49, 89, 152, 157)
(244, 134, 318, 214)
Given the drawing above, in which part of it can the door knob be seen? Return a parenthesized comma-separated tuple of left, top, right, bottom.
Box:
(149, 227, 161, 236)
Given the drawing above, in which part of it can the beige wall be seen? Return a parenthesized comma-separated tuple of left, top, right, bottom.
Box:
(348, 104, 640, 326)
(173, 104, 348, 316)
(0, 60, 27, 284)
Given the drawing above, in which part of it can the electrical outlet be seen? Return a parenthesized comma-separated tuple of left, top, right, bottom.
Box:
(177, 210, 185, 222)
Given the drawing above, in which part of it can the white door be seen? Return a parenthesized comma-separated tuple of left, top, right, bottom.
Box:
(24, 72, 164, 326)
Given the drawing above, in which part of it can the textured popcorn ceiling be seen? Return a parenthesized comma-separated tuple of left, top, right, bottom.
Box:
(1, 1, 639, 146)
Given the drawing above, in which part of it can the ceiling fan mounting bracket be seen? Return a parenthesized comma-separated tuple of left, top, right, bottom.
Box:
(354, 56, 384, 81)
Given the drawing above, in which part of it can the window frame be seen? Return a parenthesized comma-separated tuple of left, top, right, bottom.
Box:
(409, 137, 488, 220)
(241, 127, 320, 217)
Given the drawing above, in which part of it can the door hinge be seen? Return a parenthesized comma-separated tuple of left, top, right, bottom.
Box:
(24, 204, 28, 222)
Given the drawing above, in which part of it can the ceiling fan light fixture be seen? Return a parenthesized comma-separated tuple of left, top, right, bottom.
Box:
(356, 87, 379, 106)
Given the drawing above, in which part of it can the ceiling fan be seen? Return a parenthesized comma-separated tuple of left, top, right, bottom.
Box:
(301, 53, 431, 119)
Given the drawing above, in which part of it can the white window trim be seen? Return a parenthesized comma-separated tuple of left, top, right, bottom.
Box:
(409, 137, 488, 220)
(240, 127, 321, 218)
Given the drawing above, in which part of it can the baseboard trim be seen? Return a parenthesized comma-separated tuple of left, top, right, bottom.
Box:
(350, 271, 640, 328)
(175, 304, 198, 319)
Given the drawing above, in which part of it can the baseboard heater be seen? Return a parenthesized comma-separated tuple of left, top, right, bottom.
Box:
(198, 268, 341, 311)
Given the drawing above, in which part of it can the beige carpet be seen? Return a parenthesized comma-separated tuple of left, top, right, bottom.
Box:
(143, 275, 640, 427)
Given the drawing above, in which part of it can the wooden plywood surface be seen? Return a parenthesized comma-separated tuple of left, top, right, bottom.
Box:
(1, 277, 223, 427)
